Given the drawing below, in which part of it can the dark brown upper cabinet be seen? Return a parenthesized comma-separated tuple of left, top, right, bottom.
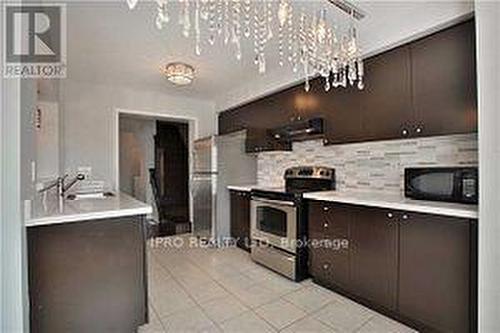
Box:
(319, 82, 364, 145)
(219, 19, 477, 146)
(410, 19, 477, 137)
(359, 46, 413, 141)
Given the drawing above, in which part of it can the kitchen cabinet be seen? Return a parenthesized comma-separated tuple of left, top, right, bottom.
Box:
(320, 83, 363, 145)
(398, 212, 474, 332)
(411, 19, 477, 137)
(349, 206, 398, 311)
(308, 202, 351, 290)
(230, 190, 251, 251)
(358, 46, 413, 141)
(307, 200, 477, 332)
(219, 19, 477, 146)
(28, 216, 148, 333)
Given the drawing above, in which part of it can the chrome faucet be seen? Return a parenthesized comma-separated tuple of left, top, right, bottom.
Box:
(38, 173, 86, 198)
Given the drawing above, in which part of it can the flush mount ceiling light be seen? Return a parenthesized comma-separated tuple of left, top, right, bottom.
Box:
(129, 0, 366, 92)
(163, 62, 195, 86)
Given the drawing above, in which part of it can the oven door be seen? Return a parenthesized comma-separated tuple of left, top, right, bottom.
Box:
(251, 197, 297, 253)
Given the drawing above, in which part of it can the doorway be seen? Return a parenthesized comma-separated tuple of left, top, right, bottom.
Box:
(117, 111, 194, 237)
(152, 121, 190, 235)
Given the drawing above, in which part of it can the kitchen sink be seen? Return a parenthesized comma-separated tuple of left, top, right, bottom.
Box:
(66, 192, 115, 201)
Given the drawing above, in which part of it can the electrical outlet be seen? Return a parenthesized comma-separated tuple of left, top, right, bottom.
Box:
(77, 166, 92, 179)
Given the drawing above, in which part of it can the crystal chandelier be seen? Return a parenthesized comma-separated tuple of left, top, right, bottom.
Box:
(126, 0, 365, 92)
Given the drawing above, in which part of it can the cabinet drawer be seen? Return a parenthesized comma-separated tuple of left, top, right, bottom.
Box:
(309, 202, 349, 237)
(309, 246, 350, 290)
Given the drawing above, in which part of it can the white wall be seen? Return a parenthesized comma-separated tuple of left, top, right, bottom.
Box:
(476, 1, 500, 331)
(119, 115, 156, 201)
(36, 101, 60, 179)
(60, 79, 216, 190)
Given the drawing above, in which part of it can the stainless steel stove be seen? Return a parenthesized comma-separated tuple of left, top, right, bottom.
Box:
(250, 166, 335, 281)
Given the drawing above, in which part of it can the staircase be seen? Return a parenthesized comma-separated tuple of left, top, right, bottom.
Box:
(149, 168, 191, 236)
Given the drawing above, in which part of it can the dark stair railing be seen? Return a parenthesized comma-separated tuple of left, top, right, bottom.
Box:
(149, 168, 191, 236)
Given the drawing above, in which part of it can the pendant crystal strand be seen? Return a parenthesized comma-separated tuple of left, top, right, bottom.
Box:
(232, 0, 242, 61)
(126, 0, 365, 92)
(253, 3, 260, 67)
(258, 3, 267, 74)
(223, 1, 230, 44)
(155, 0, 169, 30)
(182, 0, 190, 37)
(243, 0, 251, 38)
(266, 1, 273, 41)
(217, 0, 223, 35)
(299, 12, 310, 92)
(195, 0, 201, 55)
(277, 0, 287, 66)
(208, 0, 216, 45)
(200, 0, 209, 20)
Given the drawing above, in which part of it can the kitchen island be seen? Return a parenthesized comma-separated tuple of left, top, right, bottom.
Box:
(26, 193, 152, 333)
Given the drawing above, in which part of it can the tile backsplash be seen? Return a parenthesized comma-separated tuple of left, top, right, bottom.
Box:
(257, 134, 478, 195)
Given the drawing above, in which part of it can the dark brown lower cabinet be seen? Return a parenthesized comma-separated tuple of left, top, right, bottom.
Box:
(309, 202, 351, 290)
(398, 212, 474, 332)
(230, 190, 251, 251)
(350, 206, 398, 311)
(308, 200, 477, 333)
(28, 216, 148, 333)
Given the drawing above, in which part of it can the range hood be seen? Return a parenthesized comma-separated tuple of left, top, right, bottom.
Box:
(270, 118, 324, 141)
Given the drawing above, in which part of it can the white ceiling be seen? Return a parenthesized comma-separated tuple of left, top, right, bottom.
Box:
(64, 1, 474, 108)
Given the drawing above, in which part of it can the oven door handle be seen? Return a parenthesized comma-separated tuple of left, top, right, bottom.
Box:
(252, 197, 296, 207)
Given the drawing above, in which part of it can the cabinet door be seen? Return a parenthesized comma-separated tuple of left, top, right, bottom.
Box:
(398, 213, 472, 332)
(411, 20, 477, 137)
(230, 191, 251, 251)
(359, 45, 413, 141)
(350, 206, 398, 311)
(308, 202, 351, 290)
(321, 84, 363, 145)
(238, 191, 251, 251)
(230, 190, 240, 236)
(28, 217, 146, 332)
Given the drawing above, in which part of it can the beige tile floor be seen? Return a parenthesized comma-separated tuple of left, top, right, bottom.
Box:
(140, 235, 417, 333)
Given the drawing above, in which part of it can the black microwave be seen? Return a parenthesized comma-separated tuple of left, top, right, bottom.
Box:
(405, 167, 478, 204)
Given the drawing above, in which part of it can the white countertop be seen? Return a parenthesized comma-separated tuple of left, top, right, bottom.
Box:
(26, 192, 153, 227)
(303, 191, 478, 219)
(227, 184, 258, 192)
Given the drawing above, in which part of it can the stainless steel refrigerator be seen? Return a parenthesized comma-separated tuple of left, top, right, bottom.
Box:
(192, 136, 218, 239)
(192, 132, 257, 241)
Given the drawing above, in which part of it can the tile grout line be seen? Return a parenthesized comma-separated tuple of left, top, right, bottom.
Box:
(150, 248, 225, 332)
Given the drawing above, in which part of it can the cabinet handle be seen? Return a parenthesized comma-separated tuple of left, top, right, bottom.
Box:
(323, 206, 329, 212)
(387, 212, 394, 219)
(322, 264, 329, 270)
(402, 214, 409, 220)
(323, 222, 329, 229)
(323, 139, 329, 145)
(415, 126, 423, 134)
(401, 129, 409, 137)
